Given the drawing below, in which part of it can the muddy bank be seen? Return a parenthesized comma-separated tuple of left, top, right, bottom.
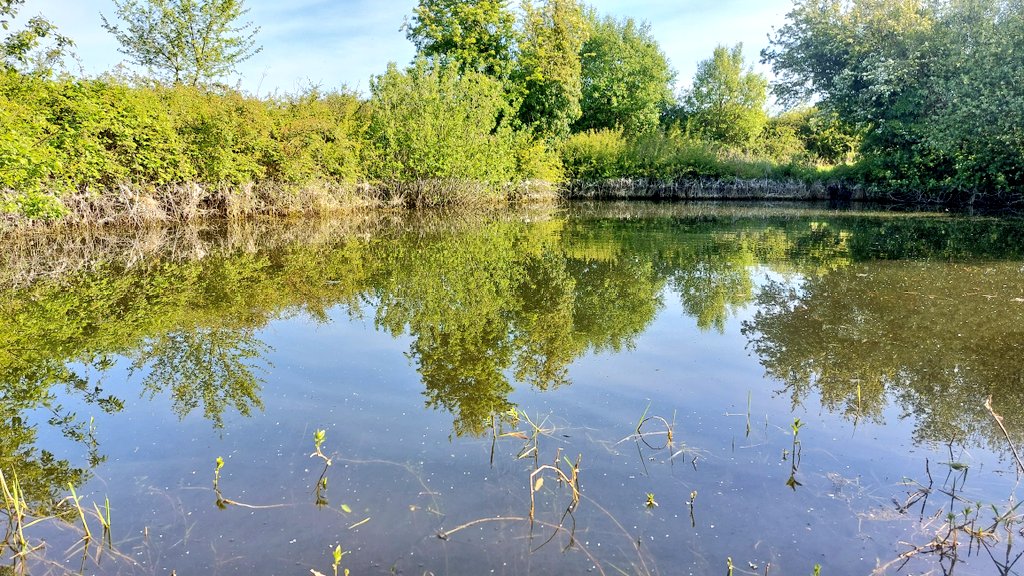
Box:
(564, 177, 864, 201)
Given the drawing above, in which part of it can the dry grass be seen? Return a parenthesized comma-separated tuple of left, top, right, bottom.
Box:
(1, 178, 560, 230)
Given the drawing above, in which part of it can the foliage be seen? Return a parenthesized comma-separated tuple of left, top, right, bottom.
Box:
(405, 0, 518, 81)
(681, 44, 768, 149)
(0, 0, 73, 76)
(365, 59, 521, 202)
(265, 88, 369, 184)
(758, 107, 860, 164)
(561, 128, 827, 183)
(0, 74, 373, 220)
(515, 0, 589, 141)
(575, 13, 675, 136)
(101, 0, 261, 86)
(763, 0, 1024, 202)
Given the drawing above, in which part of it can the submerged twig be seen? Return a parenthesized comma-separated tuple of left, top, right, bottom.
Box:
(985, 396, 1024, 476)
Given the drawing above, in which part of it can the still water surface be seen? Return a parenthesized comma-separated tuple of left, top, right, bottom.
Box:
(3, 202, 1024, 575)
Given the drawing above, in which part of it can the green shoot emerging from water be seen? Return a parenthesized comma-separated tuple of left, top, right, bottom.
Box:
(311, 429, 332, 507)
(311, 429, 332, 465)
(67, 483, 93, 541)
(687, 490, 697, 527)
(214, 457, 225, 487)
(646, 493, 658, 508)
(332, 544, 349, 576)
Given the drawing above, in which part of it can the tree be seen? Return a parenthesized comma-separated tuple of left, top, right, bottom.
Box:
(762, 0, 1024, 201)
(575, 13, 675, 135)
(1, 0, 74, 75)
(683, 44, 767, 148)
(515, 0, 589, 140)
(101, 0, 261, 86)
(404, 0, 518, 81)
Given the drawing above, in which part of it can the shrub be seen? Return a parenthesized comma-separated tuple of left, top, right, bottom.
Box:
(365, 59, 520, 199)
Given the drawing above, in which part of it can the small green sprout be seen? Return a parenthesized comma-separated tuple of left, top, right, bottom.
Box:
(645, 493, 658, 508)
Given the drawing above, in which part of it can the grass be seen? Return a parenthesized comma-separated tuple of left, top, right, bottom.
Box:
(560, 129, 855, 201)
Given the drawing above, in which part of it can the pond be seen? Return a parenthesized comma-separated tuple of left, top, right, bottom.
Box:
(2, 201, 1024, 576)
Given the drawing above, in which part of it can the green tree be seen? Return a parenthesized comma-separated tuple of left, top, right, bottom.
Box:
(683, 44, 768, 148)
(924, 0, 1024, 197)
(763, 0, 1024, 201)
(515, 0, 589, 140)
(101, 0, 261, 86)
(404, 0, 518, 81)
(1, 0, 73, 75)
(762, 0, 934, 117)
(575, 13, 675, 135)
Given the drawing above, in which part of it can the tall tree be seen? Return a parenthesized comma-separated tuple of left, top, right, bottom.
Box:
(404, 0, 518, 81)
(515, 0, 589, 140)
(762, 0, 1024, 200)
(101, 0, 261, 86)
(1, 0, 73, 75)
(575, 13, 675, 135)
(684, 44, 767, 148)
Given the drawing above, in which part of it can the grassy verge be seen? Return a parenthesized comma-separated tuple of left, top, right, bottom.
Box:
(559, 129, 861, 201)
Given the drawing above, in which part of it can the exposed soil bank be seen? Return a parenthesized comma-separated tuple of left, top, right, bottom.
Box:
(564, 177, 864, 201)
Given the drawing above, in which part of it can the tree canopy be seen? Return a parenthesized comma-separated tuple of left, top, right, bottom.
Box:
(763, 0, 1024, 200)
(1, 0, 73, 75)
(101, 0, 261, 86)
(683, 44, 768, 148)
(515, 0, 590, 140)
(404, 0, 518, 81)
(575, 13, 675, 136)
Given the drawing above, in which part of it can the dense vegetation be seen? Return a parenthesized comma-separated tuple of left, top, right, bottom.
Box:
(763, 0, 1024, 204)
(1, 0, 1023, 223)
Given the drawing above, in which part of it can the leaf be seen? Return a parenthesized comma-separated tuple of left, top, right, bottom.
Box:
(533, 477, 544, 492)
(500, 431, 529, 440)
(340, 504, 352, 514)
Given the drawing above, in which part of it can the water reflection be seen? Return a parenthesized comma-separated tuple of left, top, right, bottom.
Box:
(744, 260, 1024, 447)
(2, 205, 1024, 518)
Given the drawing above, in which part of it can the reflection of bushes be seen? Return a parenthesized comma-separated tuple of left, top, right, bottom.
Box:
(5, 207, 1024, 458)
(372, 221, 661, 436)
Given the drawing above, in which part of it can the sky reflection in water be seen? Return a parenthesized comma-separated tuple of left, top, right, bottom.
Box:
(3, 202, 1024, 575)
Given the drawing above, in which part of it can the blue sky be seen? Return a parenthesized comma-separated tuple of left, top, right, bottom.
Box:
(21, 0, 794, 96)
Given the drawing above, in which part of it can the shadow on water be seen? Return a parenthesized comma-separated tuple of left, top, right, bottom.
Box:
(2, 202, 1024, 573)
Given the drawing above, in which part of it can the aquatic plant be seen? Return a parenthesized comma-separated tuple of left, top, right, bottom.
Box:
(786, 418, 804, 490)
(67, 483, 92, 541)
(687, 490, 697, 527)
(645, 492, 658, 508)
(310, 429, 333, 507)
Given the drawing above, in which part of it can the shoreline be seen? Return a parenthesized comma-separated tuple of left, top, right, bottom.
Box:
(4, 176, 1016, 229)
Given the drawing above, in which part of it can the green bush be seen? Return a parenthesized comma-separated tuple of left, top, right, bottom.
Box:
(366, 60, 519, 187)
(0, 72, 60, 192)
(560, 129, 628, 179)
(266, 88, 370, 184)
(561, 127, 834, 183)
